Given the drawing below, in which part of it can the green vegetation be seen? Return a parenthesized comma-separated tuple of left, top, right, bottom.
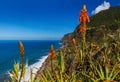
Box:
(34, 31, 120, 82)
(62, 6, 120, 45)
(8, 6, 120, 82)
(88, 6, 120, 29)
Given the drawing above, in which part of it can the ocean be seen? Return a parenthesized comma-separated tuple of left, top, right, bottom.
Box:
(0, 40, 61, 81)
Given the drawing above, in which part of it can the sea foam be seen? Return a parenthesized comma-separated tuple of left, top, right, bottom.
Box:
(23, 55, 48, 81)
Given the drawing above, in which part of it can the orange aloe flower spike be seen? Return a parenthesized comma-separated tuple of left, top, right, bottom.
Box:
(72, 38, 76, 49)
(79, 5, 90, 32)
(18, 41, 24, 56)
(49, 44, 55, 58)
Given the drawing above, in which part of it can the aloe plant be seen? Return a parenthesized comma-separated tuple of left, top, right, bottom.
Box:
(8, 62, 20, 82)
(83, 61, 120, 82)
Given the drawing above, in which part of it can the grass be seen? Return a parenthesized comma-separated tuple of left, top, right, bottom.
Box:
(8, 5, 120, 82)
(8, 31, 120, 82)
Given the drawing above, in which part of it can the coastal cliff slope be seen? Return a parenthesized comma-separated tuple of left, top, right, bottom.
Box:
(34, 6, 120, 82)
(61, 6, 120, 45)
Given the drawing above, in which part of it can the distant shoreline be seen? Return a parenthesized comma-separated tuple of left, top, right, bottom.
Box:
(0, 40, 61, 81)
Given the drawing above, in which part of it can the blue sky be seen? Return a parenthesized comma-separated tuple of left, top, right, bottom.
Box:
(0, 0, 119, 40)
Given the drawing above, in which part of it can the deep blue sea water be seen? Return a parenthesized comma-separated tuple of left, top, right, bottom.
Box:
(0, 40, 61, 81)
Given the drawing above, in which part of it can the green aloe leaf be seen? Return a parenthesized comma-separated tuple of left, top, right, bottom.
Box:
(60, 51, 65, 73)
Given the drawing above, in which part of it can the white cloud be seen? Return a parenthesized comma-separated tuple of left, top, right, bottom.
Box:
(92, 1, 110, 15)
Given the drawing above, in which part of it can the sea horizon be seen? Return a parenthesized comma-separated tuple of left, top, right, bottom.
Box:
(0, 38, 61, 41)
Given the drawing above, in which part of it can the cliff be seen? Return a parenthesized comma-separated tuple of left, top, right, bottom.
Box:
(34, 6, 120, 82)
(61, 6, 120, 45)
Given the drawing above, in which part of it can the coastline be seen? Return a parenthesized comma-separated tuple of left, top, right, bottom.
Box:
(23, 41, 62, 81)
(0, 55, 49, 82)
(24, 55, 48, 81)
(0, 40, 62, 81)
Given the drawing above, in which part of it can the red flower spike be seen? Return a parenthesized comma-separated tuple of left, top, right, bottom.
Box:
(79, 5, 90, 32)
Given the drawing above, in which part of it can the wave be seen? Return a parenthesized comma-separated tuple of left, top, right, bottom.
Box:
(59, 42, 62, 45)
(23, 55, 48, 81)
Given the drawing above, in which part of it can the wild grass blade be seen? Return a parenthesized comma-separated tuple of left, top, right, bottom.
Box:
(82, 73, 96, 82)
(60, 51, 65, 73)
(105, 66, 109, 80)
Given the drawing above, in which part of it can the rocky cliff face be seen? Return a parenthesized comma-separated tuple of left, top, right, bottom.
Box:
(35, 6, 120, 82)
(61, 6, 120, 45)
(61, 32, 74, 45)
(61, 25, 108, 45)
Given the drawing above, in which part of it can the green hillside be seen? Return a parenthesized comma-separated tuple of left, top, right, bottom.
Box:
(88, 6, 120, 29)
(62, 6, 120, 45)
(8, 6, 120, 82)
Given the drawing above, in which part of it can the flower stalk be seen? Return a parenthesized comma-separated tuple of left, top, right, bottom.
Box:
(79, 5, 90, 51)
(18, 41, 25, 82)
(49, 44, 55, 73)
